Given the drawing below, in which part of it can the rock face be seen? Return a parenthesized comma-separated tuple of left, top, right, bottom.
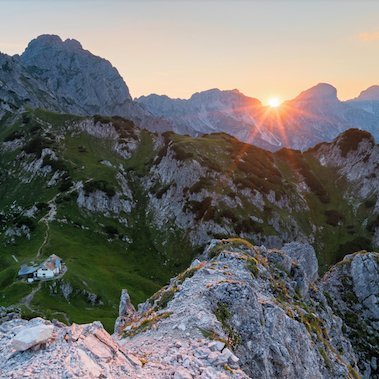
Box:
(281, 242, 318, 282)
(312, 128, 379, 220)
(20, 35, 134, 117)
(322, 252, 379, 378)
(0, 34, 148, 121)
(0, 240, 377, 378)
(0, 52, 59, 112)
(115, 240, 367, 379)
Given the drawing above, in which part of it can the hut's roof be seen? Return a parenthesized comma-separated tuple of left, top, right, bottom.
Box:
(18, 266, 38, 276)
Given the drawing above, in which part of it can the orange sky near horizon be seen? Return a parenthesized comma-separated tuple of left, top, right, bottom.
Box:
(1, 1, 379, 104)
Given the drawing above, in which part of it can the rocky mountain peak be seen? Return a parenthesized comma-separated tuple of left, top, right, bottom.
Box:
(294, 83, 338, 102)
(354, 85, 379, 101)
(21, 34, 84, 57)
(18, 34, 133, 117)
(189, 88, 260, 105)
(24, 34, 63, 48)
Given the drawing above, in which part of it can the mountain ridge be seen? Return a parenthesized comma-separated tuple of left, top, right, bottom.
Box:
(1, 34, 379, 152)
(0, 240, 377, 378)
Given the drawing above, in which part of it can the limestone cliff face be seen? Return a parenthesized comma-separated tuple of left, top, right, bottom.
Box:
(0, 53, 59, 112)
(312, 129, 379, 201)
(322, 252, 379, 378)
(2, 240, 376, 378)
(144, 142, 308, 249)
(0, 35, 148, 121)
(20, 35, 135, 118)
(115, 240, 375, 379)
(312, 129, 379, 248)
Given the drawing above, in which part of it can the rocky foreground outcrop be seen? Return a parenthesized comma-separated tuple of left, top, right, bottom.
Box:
(0, 240, 377, 378)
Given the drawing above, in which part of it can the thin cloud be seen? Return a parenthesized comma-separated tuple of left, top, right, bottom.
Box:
(357, 31, 379, 42)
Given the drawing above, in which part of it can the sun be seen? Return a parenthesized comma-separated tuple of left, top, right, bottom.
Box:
(267, 97, 281, 108)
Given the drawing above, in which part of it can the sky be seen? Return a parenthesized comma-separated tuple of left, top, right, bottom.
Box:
(1, 0, 379, 104)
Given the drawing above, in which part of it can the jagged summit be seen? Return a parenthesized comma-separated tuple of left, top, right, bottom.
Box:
(0, 34, 148, 120)
(22, 34, 83, 51)
(189, 88, 261, 105)
(22, 34, 84, 55)
(294, 83, 338, 102)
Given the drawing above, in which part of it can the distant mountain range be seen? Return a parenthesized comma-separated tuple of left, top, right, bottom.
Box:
(1, 34, 378, 151)
(138, 83, 379, 151)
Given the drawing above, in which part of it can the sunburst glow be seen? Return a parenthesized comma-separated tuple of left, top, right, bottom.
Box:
(267, 97, 281, 108)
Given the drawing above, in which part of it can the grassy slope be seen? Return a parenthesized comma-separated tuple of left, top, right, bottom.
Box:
(167, 132, 376, 272)
(0, 111, 195, 331)
(0, 111, 376, 330)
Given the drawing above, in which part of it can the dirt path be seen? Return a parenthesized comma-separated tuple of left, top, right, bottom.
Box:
(36, 221, 50, 259)
(36, 195, 57, 258)
(20, 282, 42, 311)
(35, 183, 79, 258)
(52, 311, 70, 324)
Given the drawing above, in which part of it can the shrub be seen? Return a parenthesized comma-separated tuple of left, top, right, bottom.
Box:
(42, 157, 67, 172)
(219, 209, 239, 223)
(189, 177, 211, 194)
(172, 146, 194, 161)
(324, 209, 344, 226)
(155, 286, 178, 310)
(78, 145, 87, 153)
(215, 303, 241, 348)
(235, 219, 263, 234)
(187, 197, 212, 220)
(14, 216, 35, 231)
(59, 174, 73, 192)
(23, 136, 52, 158)
(277, 150, 330, 203)
(338, 129, 373, 157)
(112, 116, 135, 139)
(154, 144, 169, 166)
(22, 114, 31, 124)
(150, 182, 171, 199)
(366, 215, 379, 233)
(36, 202, 49, 212)
(4, 130, 24, 142)
(364, 198, 376, 208)
(84, 180, 116, 197)
(337, 237, 373, 260)
(103, 225, 119, 237)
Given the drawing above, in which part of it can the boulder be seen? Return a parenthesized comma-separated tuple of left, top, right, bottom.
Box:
(114, 289, 136, 333)
(282, 242, 318, 282)
(11, 324, 54, 352)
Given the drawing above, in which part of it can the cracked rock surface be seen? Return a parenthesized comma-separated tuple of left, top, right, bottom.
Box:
(0, 240, 377, 379)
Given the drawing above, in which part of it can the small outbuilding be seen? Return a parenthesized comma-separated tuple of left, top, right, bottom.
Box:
(18, 266, 38, 279)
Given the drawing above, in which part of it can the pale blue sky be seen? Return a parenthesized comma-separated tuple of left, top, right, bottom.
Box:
(1, 0, 379, 103)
